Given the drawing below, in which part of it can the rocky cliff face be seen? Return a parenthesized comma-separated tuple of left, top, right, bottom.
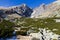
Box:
(31, 0, 60, 18)
(0, 4, 33, 19)
(31, 3, 47, 18)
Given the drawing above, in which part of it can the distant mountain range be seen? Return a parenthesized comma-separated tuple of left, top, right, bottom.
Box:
(0, 0, 60, 19)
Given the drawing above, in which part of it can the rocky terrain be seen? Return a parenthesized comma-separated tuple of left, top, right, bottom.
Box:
(0, 4, 33, 20)
(0, 0, 60, 19)
(0, 0, 60, 40)
(31, 0, 60, 18)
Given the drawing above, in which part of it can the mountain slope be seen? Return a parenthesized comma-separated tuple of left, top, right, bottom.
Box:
(31, 0, 60, 18)
(0, 4, 33, 19)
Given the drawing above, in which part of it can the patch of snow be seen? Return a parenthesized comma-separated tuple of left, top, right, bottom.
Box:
(54, 19, 60, 22)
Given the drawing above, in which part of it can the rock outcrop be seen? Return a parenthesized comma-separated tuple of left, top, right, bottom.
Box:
(0, 4, 33, 19)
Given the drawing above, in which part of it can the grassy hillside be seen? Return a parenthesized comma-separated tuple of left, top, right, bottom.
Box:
(16, 17, 60, 35)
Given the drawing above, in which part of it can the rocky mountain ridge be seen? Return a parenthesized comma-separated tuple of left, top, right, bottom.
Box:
(0, 0, 60, 19)
(31, 0, 60, 18)
(0, 4, 33, 19)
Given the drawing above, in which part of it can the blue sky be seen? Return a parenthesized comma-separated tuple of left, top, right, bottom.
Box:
(0, 0, 56, 8)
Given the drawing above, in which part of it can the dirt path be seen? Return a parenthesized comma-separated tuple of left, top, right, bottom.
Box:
(17, 35, 32, 40)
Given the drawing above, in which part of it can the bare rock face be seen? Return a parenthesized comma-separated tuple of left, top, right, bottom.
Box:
(31, 0, 60, 18)
(0, 4, 33, 19)
(31, 3, 47, 18)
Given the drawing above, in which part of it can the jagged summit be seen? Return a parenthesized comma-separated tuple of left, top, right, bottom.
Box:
(8, 4, 27, 9)
(0, 4, 27, 9)
(31, 3, 47, 18)
(0, 4, 33, 19)
(21, 4, 26, 7)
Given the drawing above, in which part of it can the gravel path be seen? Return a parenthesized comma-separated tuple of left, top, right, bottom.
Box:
(17, 35, 32, 40)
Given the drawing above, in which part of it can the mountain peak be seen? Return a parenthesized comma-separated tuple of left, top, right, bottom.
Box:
(21, 4, 26, 7)
(31, 0, 60, 18)
(5, 4, 27, 9)
(0, 4, 33, 18)
(40, 3, 45, 6)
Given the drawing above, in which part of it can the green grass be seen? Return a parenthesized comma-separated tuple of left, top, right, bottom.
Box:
(0, 19, 15, 37)
(15, 17, 60, 35)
